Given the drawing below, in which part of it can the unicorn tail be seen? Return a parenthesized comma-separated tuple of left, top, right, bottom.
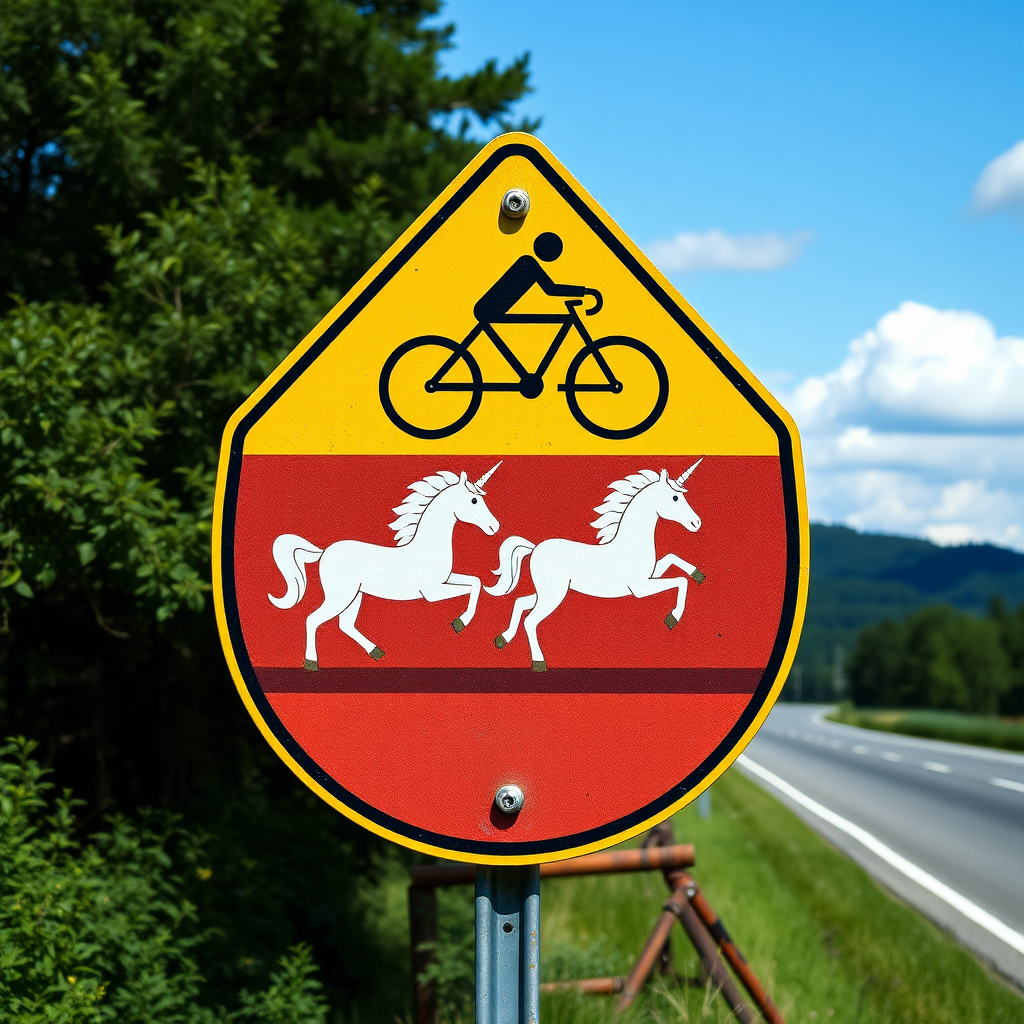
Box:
(484, 536, 535, 597)
(269, 534, 324, 609)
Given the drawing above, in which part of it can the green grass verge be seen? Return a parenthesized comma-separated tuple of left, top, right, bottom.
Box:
(530, 769, 1021, 1024)
(827, 705, 1024, 752)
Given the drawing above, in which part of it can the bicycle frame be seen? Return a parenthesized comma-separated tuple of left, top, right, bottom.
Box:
(427, 301, 619, 393)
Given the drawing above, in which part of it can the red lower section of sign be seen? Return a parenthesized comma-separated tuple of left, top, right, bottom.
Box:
(265, 691, 752, 842)
(232, 454, 787, 842)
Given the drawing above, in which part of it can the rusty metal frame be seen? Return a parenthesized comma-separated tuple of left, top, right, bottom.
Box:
(408, 834, 784, 1024)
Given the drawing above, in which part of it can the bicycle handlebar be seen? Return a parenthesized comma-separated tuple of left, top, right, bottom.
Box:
(565, 289, 604, 316)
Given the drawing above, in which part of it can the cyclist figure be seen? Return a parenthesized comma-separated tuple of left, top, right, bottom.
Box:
(380, 227, 666, 441)
(473, 232, 586, 321)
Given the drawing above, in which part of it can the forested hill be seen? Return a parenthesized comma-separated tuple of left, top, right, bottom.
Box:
(794, 525, 1024, 699)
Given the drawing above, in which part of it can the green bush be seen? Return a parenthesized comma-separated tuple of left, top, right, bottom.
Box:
(0, 737, 328, 1023)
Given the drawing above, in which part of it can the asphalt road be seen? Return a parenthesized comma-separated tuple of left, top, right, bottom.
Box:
(739, 703, 1024, 989)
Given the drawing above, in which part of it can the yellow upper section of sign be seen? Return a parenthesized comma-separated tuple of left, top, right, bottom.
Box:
(241, 135, 789, 456)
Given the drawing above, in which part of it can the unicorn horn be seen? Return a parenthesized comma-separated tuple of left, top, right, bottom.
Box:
(475, 461, 502, 488)
(677, 458, 703, 484)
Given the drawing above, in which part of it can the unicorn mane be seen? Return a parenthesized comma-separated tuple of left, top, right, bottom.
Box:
(389, 471, 482, 546)
(590, 470, 683, 544)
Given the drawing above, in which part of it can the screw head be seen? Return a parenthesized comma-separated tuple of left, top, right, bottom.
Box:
(501, 188, 530, 219)
(494, 784, 524, 814)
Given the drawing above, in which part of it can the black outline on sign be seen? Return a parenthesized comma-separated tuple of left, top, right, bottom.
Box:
(219, 142, 803, 856)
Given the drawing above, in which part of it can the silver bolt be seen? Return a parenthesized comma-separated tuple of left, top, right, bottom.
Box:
(501, 188, 530, 219)
(494, 784, 524, 814)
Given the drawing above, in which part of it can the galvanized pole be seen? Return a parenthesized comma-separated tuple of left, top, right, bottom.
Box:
(475, 865, 540, 1024)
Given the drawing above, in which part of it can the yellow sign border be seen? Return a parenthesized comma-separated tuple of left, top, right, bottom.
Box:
(212, 133, 809, 864)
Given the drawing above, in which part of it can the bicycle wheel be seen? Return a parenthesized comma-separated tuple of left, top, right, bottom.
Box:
(563, 337, 669, 440)
(379, 336, 483, 440)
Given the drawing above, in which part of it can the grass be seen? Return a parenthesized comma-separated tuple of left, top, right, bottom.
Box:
(491, 769, 1022, 1024)
(826, 705, 1024, 752)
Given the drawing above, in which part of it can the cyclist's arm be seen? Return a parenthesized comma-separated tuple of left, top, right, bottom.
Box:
(535, 266, 586, 299)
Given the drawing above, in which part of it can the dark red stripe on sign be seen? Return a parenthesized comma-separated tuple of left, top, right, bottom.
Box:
(256, 666, 762, 693)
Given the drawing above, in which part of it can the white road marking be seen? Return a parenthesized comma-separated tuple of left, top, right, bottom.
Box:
(991, 777, 1024, 794)
(738, 755, 1024, 956)
(852, 745, 869, 755)
(922, 761, 951, 774)
(882, 751, 902, 762)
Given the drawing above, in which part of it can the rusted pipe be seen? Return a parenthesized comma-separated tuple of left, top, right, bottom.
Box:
(540, 977, 624, 994)
(409, 844, 695, 888)
(615, 901, 679, 1009)
(666, 871, 785, 1024)
(664, 888, 757, 1024)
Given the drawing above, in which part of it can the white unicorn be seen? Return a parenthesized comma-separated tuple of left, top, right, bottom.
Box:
(487, 461, 706, 671)
(269, 464, 502, 669)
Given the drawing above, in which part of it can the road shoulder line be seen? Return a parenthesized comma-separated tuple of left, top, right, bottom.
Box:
(737, 754, 1024, 956)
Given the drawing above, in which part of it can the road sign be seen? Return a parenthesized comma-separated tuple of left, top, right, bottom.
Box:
(213, 133, 809, 864)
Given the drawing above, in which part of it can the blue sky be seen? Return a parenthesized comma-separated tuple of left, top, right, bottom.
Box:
(436, 1, 1024, 549)
(438, 0, 1021, 381)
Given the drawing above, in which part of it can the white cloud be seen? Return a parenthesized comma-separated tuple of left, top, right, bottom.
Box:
(792, 302, 1024, 431)
(971, 139, 1024, 213)
(647, 229, 812, 273)
(787, 303, 1024, 551)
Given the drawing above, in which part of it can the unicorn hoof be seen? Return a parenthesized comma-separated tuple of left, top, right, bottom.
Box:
(665, 613, 678, 630)
(531, 660, 547, 673)
(303, 659, 319, 672)
(370, 646, 385, 661)
(494, 635, 506, 650)
(452, 617, 465, 633)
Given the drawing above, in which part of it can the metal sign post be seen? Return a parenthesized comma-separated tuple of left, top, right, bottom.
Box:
(475, 866, 540, 1024)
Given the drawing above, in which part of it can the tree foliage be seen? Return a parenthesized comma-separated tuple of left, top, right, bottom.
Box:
(1, 159, 324, 630)
(0, 0, 533, 305)
(848, 600, 1024, 714)
(1, 0, 530, 805)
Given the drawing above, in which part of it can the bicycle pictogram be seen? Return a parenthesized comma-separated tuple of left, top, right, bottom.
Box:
(379, 232, 669, 440)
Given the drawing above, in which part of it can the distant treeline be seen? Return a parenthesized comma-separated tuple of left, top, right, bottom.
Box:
(848, 598, 1024, 716)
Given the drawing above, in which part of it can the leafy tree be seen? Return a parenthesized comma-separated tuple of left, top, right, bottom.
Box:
(1, 1, 532, 811)
(848, 603, 1014, 715)
(0, 0, 533, 306)
(989, 596, 1024, 714)
(0, 162, 329, 808)
(847, 618, 908, 708)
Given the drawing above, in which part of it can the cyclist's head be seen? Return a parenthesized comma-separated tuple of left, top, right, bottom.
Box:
(534, 232, 563, 262)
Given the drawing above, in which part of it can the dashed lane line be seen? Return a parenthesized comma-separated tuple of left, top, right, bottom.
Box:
(922, 761, 951, 774)
(991, 778, 1024, 794)
(810, 708, 1024, 765)
(738, 755, 1024, 957)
